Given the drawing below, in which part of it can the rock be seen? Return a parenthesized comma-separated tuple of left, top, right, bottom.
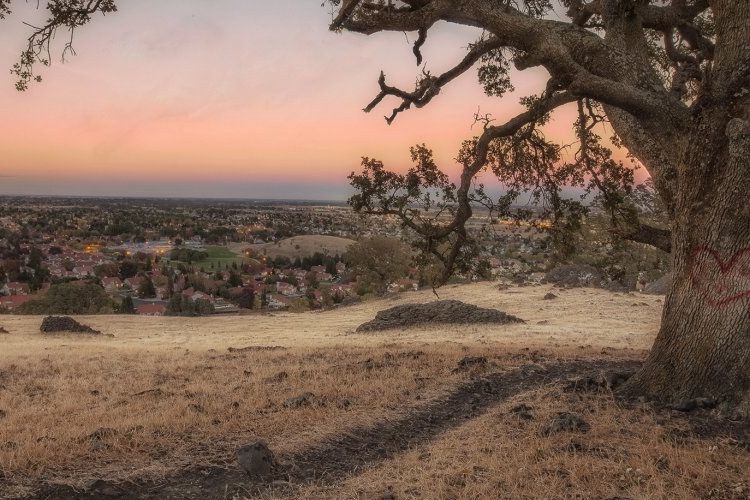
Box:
(237, 441, 276, 479)
(541, 412, 590, 435)
(0, 409, 6, 419)
(643, 274, 671, 295)
(356, 300, 524, 332)
(0, 326, 8, 334)
(283, 392, 316, 408)
(542, 293, 558, 300)
(40, 316, 100, 335)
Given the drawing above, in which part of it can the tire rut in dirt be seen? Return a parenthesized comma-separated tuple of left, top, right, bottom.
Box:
(33, 359, 641, 500)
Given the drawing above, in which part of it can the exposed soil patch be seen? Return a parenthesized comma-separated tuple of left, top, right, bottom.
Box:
(227, 345, 287, 353)
(34, 359, 640, 499)
(39, 316, 101, 335)
(356, 300, 524, 332)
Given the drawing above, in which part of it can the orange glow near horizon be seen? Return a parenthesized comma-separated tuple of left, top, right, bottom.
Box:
(0, 1, 646, 199)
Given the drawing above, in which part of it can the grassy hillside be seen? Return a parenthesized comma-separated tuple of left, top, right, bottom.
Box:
(236, 235, 355, 260)
(1, 284, 748, 499)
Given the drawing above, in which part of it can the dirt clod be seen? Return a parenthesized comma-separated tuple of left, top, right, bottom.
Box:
(543, 293, 558, 300)
(40, 316, 100, 335)
(237, 441, 276, 479)
(356, 300, 524, 332)
(228, 346, 287, 353)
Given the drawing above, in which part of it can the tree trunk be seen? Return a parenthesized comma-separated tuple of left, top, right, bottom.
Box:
(621, 1, 750, 411)
(621, 115, 750, 411)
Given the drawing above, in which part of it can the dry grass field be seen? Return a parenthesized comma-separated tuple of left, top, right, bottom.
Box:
(1, 283, 748, 499)
(236, 235, 355, 260)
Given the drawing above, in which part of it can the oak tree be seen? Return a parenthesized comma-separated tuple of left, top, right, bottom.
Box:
(325, 0, 750, 413)
(4, 0, 750, 410)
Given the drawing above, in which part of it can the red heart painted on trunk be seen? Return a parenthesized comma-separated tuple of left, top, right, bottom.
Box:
(690, 246, 750, 307)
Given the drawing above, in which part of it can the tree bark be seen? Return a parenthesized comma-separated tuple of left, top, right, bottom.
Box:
(621, 0, 750, 412)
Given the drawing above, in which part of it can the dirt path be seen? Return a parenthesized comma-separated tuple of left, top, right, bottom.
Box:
(32, 359, 641, 500)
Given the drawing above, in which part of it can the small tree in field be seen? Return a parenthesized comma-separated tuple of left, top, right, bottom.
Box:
(345, 237, 411, 295)
(3, 0, 749, 410)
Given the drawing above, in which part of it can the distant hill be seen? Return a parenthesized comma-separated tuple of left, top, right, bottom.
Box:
(234, 235, 355, 260)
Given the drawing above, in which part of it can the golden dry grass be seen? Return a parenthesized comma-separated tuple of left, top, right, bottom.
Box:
(1, 283, 747, 499)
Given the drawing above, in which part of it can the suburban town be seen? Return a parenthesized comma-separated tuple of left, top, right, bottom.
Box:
(0, 196, 552, 317)
(0, 195, 671, 318)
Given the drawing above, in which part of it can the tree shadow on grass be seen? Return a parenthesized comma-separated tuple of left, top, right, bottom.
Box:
(35, 359, 641, 500)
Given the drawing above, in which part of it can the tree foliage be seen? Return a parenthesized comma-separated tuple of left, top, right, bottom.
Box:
(17, 282, 113, 314)
(344, 236, 412, 295)
(324, 0, 724, 285)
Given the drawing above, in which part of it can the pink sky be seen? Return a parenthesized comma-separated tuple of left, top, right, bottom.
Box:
(0, 1, 636, 199)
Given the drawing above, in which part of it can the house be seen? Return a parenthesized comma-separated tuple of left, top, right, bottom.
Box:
(388, 279, 419, 293)
(213, 298, 240, 314)
(183, 288, 211, 303)
(0, 295, 33, 311)
(330, 283, 353, 296)
(267, 293, 290, 310)
(135, 303, 167, 316)
(316, 272, 334, 282)
(101, 277, 123, 293)
(2, 282, 30, 296)
(276, 281, 297, 296)
(124, 276, 144, 289)
(72, 265, 96, 278)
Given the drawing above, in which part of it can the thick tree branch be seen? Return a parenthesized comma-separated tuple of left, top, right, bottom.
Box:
(616, 223, 673, 253)
(364, 36, 503, 124)
(336, 0, 690, 126)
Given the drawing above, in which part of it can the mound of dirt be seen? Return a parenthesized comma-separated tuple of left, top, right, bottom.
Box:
(356, 300, 524, 332)
(40, 316, 101, 335)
